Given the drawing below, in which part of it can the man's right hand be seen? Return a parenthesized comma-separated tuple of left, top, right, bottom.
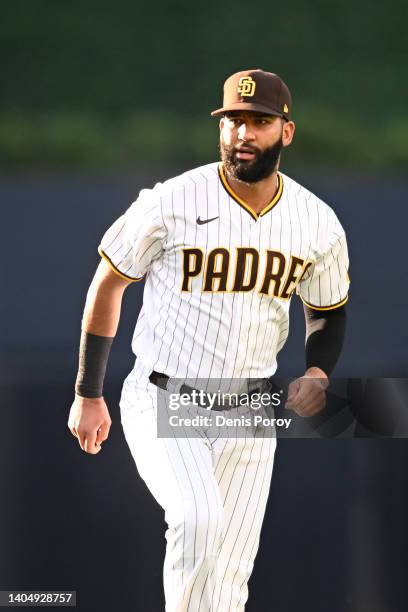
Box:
(68, 395, 112, 455)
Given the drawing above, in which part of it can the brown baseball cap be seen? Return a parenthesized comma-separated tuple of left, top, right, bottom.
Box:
(211, 69, 292, 120)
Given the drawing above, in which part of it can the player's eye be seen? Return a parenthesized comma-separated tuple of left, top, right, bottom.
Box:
(227, 117, 243, 126)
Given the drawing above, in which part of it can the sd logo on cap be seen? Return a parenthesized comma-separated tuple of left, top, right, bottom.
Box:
(211, 69, 292, 120)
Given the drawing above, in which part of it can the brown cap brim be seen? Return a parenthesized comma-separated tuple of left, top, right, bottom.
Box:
(211, 102, 284, 118)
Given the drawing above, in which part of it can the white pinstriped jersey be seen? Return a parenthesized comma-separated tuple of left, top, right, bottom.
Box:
(99, 162, 350, 381)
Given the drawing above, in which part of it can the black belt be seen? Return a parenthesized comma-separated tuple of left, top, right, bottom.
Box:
(149, 370, 192, 394)
(149, 370, 274, 410)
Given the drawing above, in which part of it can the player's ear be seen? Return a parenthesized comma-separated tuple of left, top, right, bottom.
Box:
(282, 120, 295, 147)
(219, 117, 225, 131)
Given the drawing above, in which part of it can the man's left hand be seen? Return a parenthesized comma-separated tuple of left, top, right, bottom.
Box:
(285, 367, 329, 417)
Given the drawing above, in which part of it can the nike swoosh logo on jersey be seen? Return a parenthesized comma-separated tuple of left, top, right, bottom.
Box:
(196, 216, 219, 225)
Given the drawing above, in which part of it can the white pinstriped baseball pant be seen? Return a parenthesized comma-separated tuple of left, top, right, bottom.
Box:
(120, 360, 276, 612)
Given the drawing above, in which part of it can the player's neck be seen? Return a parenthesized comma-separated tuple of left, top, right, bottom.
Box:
(224, 169, 280, 215)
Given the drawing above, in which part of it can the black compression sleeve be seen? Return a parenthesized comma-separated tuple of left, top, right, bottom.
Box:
(75, 331, 114, 398)
(304, 304, 347, 377)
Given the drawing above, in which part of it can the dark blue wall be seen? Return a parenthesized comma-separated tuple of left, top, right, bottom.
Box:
(2, 170, 407, 384)
(1, 171, 407, 612)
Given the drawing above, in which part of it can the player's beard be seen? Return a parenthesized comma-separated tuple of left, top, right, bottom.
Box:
(220, 137, 283, 183)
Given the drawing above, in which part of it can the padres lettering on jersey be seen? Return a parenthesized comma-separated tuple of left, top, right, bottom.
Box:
(181, 247, 311, 298)
(98, 162, 350, 380)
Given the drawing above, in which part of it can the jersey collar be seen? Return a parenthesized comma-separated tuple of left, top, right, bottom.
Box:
(218, 162, 283, 221)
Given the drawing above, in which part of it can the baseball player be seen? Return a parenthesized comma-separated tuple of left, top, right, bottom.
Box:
(68, 69, 349, 611)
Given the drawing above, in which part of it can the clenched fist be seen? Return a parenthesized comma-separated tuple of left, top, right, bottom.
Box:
(285, 367, 329, 417)
(68, 395, 112, 454)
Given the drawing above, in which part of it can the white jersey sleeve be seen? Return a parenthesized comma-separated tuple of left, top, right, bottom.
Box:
(98, 188, 167, 281)
(297, 210, 350, 310)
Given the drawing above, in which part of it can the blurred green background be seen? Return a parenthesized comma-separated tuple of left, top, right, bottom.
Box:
(1, 0, 406, 172)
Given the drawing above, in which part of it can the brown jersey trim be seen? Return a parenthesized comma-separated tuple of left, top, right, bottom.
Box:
(299, 294, 349, 311)
(98, 247, 146, 283)
(218, 163, 283, 221)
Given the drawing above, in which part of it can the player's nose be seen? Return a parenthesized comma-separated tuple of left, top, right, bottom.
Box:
(237, 122, 256, 141)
